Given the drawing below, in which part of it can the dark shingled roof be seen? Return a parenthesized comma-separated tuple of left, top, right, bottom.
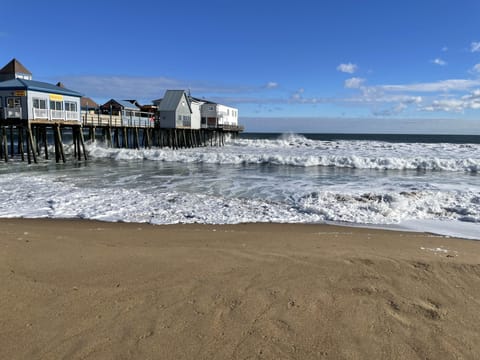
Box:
(0, 58, 32, 76)
(0, 78, 83, 97)
(81, 96, 99, 109)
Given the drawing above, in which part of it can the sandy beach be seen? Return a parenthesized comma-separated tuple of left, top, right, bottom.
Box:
(1, 219, 479, 359)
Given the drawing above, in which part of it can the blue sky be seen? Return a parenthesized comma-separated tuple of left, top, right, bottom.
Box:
(2, 0, 480, 133)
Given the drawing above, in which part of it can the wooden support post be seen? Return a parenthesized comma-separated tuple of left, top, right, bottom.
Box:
(18, 127, 25, 161)
(135, 127, 140, 149)
(54, 127, 60, 163)
(107, 127, 113, 147)
(35, 126, 41, 156)
(1, 127, 7, 162)
(122, 127, 128, 148)
(73, 127, 78, 159)
(27, 126, 37, 164)
(9, 126, 14, 158)
(114, 129, 119, 148)
(0, 128, 3, 160)
(182, 130, 186, 148)
(79, 126, 88, 160)
(43, 127, 48, 160)
(56, 125, 66, 163)
(26, 128, 31, 164)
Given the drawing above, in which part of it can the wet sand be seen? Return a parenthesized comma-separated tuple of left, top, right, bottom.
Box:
(1, 219, 479, 359)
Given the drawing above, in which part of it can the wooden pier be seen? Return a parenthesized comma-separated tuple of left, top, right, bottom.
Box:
(82, 113, 242, 151)
(0, 115, 243, 164)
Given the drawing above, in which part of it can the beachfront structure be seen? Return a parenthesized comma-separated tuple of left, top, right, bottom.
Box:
(189, 97, 204, 130)
(81, 96, 99, 113)
(0, 58, 86, 164)
(0, 58, 32, 82)
(154, 90, 241, 131)
(154, 90, 192, 129)
(99, 99, 154, 127)
(0, 63, 82, 124)
(0, 59, 243, 164)
(196, 99, 239, 129)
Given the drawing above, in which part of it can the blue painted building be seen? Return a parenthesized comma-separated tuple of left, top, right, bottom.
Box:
(0, 59, 82, 124)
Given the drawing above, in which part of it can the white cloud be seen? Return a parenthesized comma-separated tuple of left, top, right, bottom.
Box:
(379, 79, 480, 93)
(54, 75, 254, 103)
(421, 99, 465, 113)
(471, 41, 480, 52)
(472, 63, 480, 73)
(344, 77, 365, 89)
(265, 81, 278, 89)
(420, 89, 480, 113)
(290, 88, 305, 100)
(337, 63, 358, 74)
(431, 58, 447, 66)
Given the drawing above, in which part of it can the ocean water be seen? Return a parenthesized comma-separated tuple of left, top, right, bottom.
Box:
(0, 132, 479, 239)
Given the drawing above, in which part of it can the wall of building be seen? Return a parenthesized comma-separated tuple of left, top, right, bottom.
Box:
(217, 104, 238, 126)
(174, 94, 192, 128)
(190, 101, 203, 129)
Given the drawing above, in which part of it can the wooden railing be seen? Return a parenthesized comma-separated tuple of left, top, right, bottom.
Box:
(82, 112, 155, 128)
(0, 107, 22, 120)
(33, 108, 80, 121)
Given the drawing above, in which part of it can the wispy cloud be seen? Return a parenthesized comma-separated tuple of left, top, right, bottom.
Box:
(420, 94, 480, 112)
(265, 81, 278, 89)
(291, 88, 305, 100)
(337, 63, 358, 74)
(344, 77, 365, 89)
(441, 46, 448, 52)
(431, 58, 447, 66)
(470, 41, 480, 53)
(472, 63, 480, 73)
(378, 79, 480, 93)
(55, 75, 261, 101)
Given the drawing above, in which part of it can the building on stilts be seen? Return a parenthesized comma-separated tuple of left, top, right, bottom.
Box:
(0, 58, 86, 163)
(0, 59, 244, 164)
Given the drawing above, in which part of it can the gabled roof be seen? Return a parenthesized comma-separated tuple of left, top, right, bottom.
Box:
(191, 96, 216, 105)
(81, 96, 99, 109)
(0, 78, 83, 97)
(0, 58, 32, 76)
(102, 99, 139, 110)
(124, 99, 143, 107)
(158, 90, 192, 112)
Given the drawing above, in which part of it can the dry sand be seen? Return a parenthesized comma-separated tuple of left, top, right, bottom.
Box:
(1, 219, 479, 359)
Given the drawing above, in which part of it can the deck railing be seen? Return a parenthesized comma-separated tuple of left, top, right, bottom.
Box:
(0, 107, 22, 120)
(32, 108, 80, 122)
(82, 111, 155, 128)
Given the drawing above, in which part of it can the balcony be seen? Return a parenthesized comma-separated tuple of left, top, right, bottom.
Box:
(33, 108, 80, 122)
(0, 107, 22, 120)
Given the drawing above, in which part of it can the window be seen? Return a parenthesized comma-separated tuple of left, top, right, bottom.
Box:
(33, 98, 47, 109)
(50, 100, 63, 110)
(208, 106, 214, 111)
(7, 97, 21, 108)
(65, 101, 77, 112)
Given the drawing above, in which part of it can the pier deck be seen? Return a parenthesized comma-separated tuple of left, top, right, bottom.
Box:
(0, 114, 243, 164)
